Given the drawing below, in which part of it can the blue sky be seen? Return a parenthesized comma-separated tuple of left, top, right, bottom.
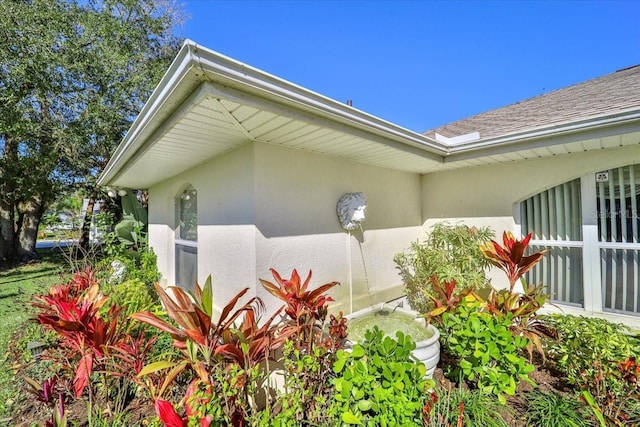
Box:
(179, 1, 640, 133)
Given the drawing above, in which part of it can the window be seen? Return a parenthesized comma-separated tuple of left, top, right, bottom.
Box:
(176, 186, 197, 292)
(519, 165, 640, 316)
(597, 165, 640, 314)
(520, 179, 584, 306)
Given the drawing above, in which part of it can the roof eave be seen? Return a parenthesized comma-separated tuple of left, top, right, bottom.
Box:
(98, 40, 446, 187)
(444, 108, 640, 162)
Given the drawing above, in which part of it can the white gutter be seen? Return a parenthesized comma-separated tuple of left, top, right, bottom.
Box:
(98, 41, 201, 186)
(98, 40, 448, 186)
(187, 41, 446, 153)
(446, 108, 640, 159)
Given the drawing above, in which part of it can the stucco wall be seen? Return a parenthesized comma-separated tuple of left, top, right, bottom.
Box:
(423, 145, 640, 221)
(149, 142, 425, 315)
(421, 144, 640, 289)
(252, 143, 424, 313)
(148, 143, 257, 311)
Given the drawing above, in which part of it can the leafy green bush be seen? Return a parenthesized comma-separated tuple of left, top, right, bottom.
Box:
(258, 341, 336, 427)
(544, 314, 640, 425)
(329, 327, 432, 426)
(543, 314, 636, 388)
(394, 222, 494, 314)
(101, 278, 162, 319)
(98, 248, 161, 294)
(524, 390, 592, 427)
(441, 304, 535, 404)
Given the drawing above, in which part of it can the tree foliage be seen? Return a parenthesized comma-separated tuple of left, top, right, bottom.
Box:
(0, 0, 183, 262)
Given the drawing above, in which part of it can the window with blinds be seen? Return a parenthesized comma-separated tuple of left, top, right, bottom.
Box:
(176, 186, 198, 292)
(597, 165, 640, 314)
(520, 178, 584, 306)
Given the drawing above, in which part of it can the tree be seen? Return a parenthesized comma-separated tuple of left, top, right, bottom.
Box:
(0, 0, 183, 262)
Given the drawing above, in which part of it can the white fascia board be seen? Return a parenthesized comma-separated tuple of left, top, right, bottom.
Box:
(188, 42, 446, 154)
(445, 108, 640, 162)
(98, 41, 448, 187)
(98, 40, 202, 186)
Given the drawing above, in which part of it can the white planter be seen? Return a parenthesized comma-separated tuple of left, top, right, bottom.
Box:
(345, 304, 440, 377)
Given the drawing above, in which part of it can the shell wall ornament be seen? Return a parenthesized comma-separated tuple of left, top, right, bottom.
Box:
(337, 192, 367, 231)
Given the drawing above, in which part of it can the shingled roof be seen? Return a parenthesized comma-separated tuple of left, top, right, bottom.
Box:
(424, 64, 640, 141)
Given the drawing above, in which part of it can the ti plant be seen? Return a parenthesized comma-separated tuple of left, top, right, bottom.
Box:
(260, 268, 339, 353)
(31, 271, 124, 398)
(423, 276, 477, 325)
(479, 231, 556, 360)
(133, 276, 282, 426)
(479, 231, 545, 293)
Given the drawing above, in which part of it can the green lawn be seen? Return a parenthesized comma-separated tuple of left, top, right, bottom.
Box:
(0, 249, 69, 422)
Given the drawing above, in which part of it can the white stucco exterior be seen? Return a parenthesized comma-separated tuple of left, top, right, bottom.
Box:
(101, 41, 640, 326)
(148, 142, 424, 315)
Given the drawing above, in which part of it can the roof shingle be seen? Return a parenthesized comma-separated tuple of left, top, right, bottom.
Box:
(424, 64, 640, 141)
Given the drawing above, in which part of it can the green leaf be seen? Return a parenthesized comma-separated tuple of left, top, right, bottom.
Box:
(334, 355, 347, 373)
(351, 345, 365, 358)
(137, 360, 177, 377)
(357, 399, 372, 412)
(341, 411, 362, 425)
(201, 275, 213, 317)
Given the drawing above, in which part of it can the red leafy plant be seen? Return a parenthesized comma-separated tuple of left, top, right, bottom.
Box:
(31, 270, 124, 398)
(29, 268, 166, 423)
(154, 382, 214, 427)
(258, 269, 345, 424)
(260, 268, 339, 352)
(133, 275, 283, 426)
(479, 231, 546, 292)
(479, 231, 556, 359)
(24, 376, 57, 404)
(422, 276, 478, 325)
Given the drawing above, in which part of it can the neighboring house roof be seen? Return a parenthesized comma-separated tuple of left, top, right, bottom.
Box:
(98, 40, 640, 189)
(425, 64, 640, 142)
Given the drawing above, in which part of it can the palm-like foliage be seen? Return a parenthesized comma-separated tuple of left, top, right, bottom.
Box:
(260, 268, 338, 352)
(479, 232, 555, 360)
(479, 232, 546, 291)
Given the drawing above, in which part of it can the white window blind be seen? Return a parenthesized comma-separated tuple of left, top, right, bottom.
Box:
(176, 186, 198, 292)
(520, 178, 583, 306)
(597, 165, 640, 314)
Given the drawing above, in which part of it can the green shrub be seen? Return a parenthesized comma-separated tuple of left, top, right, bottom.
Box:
(524, 390, 592, 427)
(543, 314, 636, 388)
(257, 340, 335, 427)
(394, 222, 494, 314)
(329, 327, 432, 426)
(101, 278, 162, 319)
(441, 304, 535, 404)
(98, 248, 161, 295)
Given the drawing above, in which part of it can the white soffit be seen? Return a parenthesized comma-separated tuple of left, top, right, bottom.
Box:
(112, 85, 445, 188)
(101, 41, 640, 188)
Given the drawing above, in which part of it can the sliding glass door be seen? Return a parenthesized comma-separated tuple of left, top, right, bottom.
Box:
(597, 165, 640, 314)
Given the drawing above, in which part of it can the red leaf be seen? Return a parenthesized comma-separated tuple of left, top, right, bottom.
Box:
(74, 352, 93, 398)
(155, 399, 187, 427)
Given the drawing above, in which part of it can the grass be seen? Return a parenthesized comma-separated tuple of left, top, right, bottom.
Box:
(524, 390, 592, 427)
(425, 384, 510, 427)
(0, 248, 69, 421)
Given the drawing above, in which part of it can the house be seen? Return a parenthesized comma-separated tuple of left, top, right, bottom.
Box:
(98, 40, 640, 327)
